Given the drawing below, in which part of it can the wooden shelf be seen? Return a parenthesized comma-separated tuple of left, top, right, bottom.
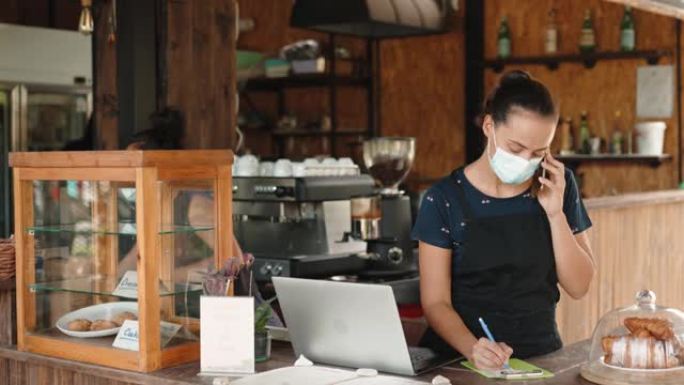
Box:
(557, 153, 672, 167)
(271, 129, 369, 138)
(484, 50, 672, 72)
(242, 74, 370, 91)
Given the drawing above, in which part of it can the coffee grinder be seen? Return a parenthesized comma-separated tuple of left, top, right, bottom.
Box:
(352, 137, 416, 276)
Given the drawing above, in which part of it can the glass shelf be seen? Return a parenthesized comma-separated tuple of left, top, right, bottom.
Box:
(27, 223, 214, 236)
(30, 276, 203, 298)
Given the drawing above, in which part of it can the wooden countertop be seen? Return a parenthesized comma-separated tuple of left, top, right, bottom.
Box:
(584, 189, 684, 210)
(0, 340, 594, 385)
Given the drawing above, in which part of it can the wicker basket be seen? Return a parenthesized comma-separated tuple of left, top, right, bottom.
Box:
(0, 238, 15, 280)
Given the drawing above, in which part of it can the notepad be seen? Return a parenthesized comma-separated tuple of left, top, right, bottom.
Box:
(461, 359, 554, 380)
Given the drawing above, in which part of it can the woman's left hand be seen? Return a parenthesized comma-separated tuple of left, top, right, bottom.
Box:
(538, 153, 566, 218)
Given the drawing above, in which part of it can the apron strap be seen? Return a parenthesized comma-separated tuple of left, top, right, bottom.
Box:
(449, 171, 474, 221)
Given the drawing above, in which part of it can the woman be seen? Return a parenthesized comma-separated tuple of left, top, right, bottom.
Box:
(413, 71, 595, 370)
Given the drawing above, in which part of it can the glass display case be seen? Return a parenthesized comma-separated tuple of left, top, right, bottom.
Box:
(581, 290, 684, 385)
(10, 150, 233, 372)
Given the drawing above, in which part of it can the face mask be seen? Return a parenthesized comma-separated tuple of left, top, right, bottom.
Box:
(488, 129, 543, 185)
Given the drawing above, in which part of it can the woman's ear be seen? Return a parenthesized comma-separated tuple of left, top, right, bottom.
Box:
(482, 115, 494, 140)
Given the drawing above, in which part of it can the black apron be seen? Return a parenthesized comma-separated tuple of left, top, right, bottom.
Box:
(420, 173, 562, 359)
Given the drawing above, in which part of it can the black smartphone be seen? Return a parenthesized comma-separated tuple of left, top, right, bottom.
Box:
(531, 155, 547, 196)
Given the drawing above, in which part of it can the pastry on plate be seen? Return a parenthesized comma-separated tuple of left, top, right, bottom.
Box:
(67, 319, 92, 331)
(90, 319, 117, 331)
(601, 316, 683, 369)
(112, 311, 137, 326)
(624, 317, 674, 340)
(602, 335, 681, 369)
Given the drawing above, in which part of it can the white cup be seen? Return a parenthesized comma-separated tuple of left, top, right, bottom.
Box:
(292, 162, 306, 177)
(236, 154, 259, 176)
(274, 159, 293, 177)
(259, 162, 275, 177)
(338, 157, 355, 166)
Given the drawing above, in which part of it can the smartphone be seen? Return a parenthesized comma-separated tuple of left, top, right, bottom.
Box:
(500, 368, 545, 379)
(531, 155, 547, 195)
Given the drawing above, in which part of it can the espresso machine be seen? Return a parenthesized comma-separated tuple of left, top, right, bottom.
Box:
(233, 174, 376, 282)
(352, 137, 417, 277)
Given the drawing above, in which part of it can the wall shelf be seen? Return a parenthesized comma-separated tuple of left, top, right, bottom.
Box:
(484, 50, 672, 73)
(242, 74, 370, 91)
(238, 34, 380, 158)
(557, 153, 672, 168)
(272, 129, 368, 138)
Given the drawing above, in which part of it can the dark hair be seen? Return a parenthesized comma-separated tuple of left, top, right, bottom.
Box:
(483, 70, 557, 124)
(130, 107, 185, 150)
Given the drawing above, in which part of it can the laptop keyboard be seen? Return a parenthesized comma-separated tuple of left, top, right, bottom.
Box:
(408, 347, 438, 370)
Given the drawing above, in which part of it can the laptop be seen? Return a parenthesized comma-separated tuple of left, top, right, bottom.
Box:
(272, 277, 459, 376)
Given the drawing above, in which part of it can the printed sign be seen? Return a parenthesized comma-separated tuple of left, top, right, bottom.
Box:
(112, 320, 182, 351)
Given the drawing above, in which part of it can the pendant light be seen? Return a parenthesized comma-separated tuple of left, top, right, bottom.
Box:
(79, 0, 94, 35)
(290, 0, 450, 38)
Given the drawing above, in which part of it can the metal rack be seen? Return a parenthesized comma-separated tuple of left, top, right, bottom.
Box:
(240, 34, 380, 158)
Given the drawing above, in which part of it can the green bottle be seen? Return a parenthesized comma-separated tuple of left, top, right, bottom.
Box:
(579, 111, 591, 154)
(498, 16, 511, 59)
(579, 10, 596, 53)
(620, 6, 635, 51)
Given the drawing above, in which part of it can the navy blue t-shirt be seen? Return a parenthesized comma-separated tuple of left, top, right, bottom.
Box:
(412, 167, 592, 266)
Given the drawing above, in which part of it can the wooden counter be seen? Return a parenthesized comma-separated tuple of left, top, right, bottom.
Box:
(556, 189, 684, 344)
(583, 189, 684, 210)
(0, 340, 593, 385)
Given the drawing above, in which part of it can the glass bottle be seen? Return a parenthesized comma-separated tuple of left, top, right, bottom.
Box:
(579, 111, 591, 154)
(498, 16, 512, 59)
(545, 9, 559, 54)
(579, 9, 596, 53)
(620, 6, 636, 52)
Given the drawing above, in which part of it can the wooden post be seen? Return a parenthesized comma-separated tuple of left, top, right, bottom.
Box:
(135, 167, 161, 372)
(13, 170, 35, 349)
(215, 165, 234, 268)
(158, 181, 175, 320)
(92, 181, 119, 303)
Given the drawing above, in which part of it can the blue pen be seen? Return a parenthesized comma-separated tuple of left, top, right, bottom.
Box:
(478, 317, 511, 369)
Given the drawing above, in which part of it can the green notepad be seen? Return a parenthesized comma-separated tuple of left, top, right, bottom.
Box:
(461, 359, 554, 380)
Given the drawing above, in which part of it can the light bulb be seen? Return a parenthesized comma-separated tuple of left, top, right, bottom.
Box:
(79, 6, 94, 35)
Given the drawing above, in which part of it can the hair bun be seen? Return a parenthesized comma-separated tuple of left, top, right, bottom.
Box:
(500, 70, 531, 86)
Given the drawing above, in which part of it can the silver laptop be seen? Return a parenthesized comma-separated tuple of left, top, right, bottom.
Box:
(272, 277, 459, 376)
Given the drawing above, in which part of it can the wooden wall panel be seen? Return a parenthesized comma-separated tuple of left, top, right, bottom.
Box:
(484, 0, 680, 197)
(381, 17, 466, 188)
(166, 0, 237, 150)
(556, 197, 684, 344)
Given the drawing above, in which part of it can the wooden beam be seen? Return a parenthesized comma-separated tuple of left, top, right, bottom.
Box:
(165, 0, 237, 149)
(93, 0, 119, 150)
(604, 0, 684, 20)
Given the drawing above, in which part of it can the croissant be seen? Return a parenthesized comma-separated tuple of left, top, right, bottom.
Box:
(602, 335, 682, 369)
(624, 317, 674, 340)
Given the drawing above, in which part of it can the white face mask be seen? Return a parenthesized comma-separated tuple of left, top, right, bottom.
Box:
(488, 129, 543, 185)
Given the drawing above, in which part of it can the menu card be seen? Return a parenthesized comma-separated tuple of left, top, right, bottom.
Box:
(200, 296, 255, 375)
(112, 320, 181, 351)
(112, 271, 138, 298)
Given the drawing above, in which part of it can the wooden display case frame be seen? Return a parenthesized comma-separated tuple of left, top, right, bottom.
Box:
(9, 150, 234, 372)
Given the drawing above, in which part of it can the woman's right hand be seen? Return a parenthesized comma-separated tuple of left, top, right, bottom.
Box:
(471, 338, 514, 369)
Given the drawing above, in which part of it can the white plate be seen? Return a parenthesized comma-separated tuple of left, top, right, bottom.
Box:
(56, 302, 138, 338)
(600, 355, 684, 373)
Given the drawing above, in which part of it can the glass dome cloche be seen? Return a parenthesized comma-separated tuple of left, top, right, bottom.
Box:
(581, 290, 684, 385)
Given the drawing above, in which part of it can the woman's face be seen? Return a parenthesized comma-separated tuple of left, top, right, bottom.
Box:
(483, 108, 557, 160)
